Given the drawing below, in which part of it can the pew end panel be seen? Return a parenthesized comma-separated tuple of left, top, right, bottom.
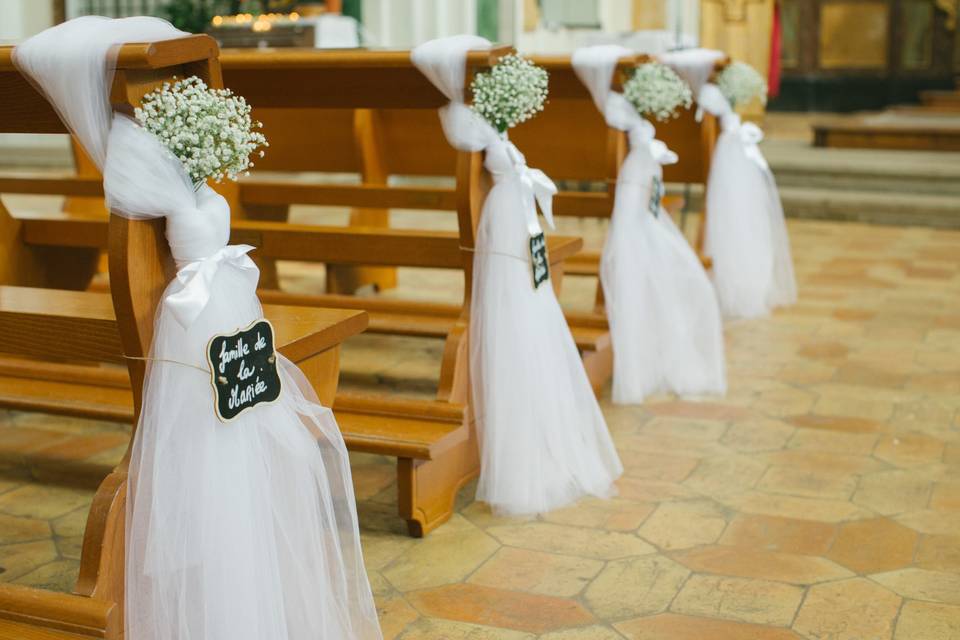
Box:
(1, 32, 372, 632)
(0, 33, 230, 640)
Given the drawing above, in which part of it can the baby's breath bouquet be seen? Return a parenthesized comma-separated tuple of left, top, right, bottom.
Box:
(471, 53, 549, 134)
(623, 62, 693, 121)
(135, 76, 268, 188)
(716, 61, 768, 108)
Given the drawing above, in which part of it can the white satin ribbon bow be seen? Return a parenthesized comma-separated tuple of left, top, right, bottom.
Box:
(737, 120, 769, 171)
(165, 244, 258, 328)
(603, 93, 679, 167)
(502, 140, 557, 235)
(698, 83, 771, 172)
(628, 121, 679, 167)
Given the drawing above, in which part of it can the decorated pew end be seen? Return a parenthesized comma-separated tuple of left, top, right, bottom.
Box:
(0, 48, 724, 398)
(0, 34, 372, 638)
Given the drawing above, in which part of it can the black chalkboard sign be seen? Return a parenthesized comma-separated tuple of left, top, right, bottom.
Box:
(207, 319, 282, 422)
(529, 231, 550, 289)
(649, 175, 664, 218)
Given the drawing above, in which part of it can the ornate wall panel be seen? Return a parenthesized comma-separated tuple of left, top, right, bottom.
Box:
(773, 0, 959, 110)
(819, 1, 889, 68)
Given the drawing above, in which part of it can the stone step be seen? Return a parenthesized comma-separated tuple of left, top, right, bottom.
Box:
(667, 184, 960, 230)
(779, 186, 960, 229)
(762, 140, 960, 196)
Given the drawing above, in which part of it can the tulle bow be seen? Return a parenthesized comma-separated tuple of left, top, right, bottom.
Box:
(627, 119, 679, 166)
(499, 140, 557, 234)
(738, 121, 769, 171)
(165, 244, 258, 328)
(697, 83, 770, 172)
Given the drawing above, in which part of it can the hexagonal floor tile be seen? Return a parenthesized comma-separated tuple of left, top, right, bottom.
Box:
(406, 583, 593, 635)
(616, 613, 802, 640)
(827, 517, 918, 574)
(793, 578, 901, 640)
(672, 545, 853, 585)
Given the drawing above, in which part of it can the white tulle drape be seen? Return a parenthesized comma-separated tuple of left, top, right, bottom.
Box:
(698, 83, 797, 319)
(572, 46, 726, 403)
(15, 17, 381, 640)
(412, 36, 622, 516)
(659, 48, 727, 97)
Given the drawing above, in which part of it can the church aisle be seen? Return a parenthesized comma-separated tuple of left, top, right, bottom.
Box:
(0, 215, 958, 639)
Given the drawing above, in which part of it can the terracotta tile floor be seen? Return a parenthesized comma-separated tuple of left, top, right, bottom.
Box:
(1, 213, 960, 639)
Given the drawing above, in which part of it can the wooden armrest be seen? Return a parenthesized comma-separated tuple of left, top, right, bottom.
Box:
(0, 583, 118, 639)
(0, 286, 367, 365)
(0, 287, 121, 363)
(266, 304, 368, 362)
(546, 235, 583, 264)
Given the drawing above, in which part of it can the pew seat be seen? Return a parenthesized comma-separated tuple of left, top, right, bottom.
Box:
(0, 582, 118, 639)
(0, 286, 471, 462)
(0, 619, 91, 640)
(0, 358, 465, 462)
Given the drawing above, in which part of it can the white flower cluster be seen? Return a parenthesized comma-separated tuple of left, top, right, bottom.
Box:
(135, 76, 268, 186)
(623, 62, 693, 122)
(716, 61, 768, 108)
(471, 53, 549, 133)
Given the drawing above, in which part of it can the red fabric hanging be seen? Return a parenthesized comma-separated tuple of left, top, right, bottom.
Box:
(769, 1, 782, 98)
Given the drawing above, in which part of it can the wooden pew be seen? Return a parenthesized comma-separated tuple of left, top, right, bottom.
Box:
(0, 45, 589, 536)
(208, 49, 611, 387)
(0, 35, 368, 640)
(0, 49, 715, 395)
(222, 49, 719, 278)
(209, 49, 717, 390)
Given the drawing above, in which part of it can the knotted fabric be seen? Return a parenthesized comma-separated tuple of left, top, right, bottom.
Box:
(15, 17, 381, 640)
(573, 45, 726, 403)
(412, 36, 622, 516)
(103, 115, 260, 327)
(659, 48, 727, 100)
(697, 82, 798, 318)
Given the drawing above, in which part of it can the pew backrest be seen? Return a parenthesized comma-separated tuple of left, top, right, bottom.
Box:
(220, 48, 721, 206)
(0, 35, 222, 416)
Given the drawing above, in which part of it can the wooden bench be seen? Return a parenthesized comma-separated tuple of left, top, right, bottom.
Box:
(213, 48, 612, 387)
(219, 49, 720, 286)
(0, 43, 595, 537)
(0, 48, 717, 396)
(0, 35, 369, 640)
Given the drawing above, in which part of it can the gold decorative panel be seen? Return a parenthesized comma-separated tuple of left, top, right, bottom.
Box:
(701, 0, 774, 73)
(701, 0, 774, 117)
(632, 0, 667, 29)
(819, 1, 889, 69)
(780, 0, 802, 68)
(902, 2, 933, 69)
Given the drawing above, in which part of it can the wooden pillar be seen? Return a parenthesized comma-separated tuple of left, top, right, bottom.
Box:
(52, 0, 66, 24)
(700, 0, 774, 118)
(324, 109, 399, 294)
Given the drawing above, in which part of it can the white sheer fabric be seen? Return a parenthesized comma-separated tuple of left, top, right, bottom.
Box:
(698, 83, 797, 318)
(15, 17, 381, 640)
(412, 37, 622, 516)
(572, 46, 725, 403)
(659, 48, 727, 97)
